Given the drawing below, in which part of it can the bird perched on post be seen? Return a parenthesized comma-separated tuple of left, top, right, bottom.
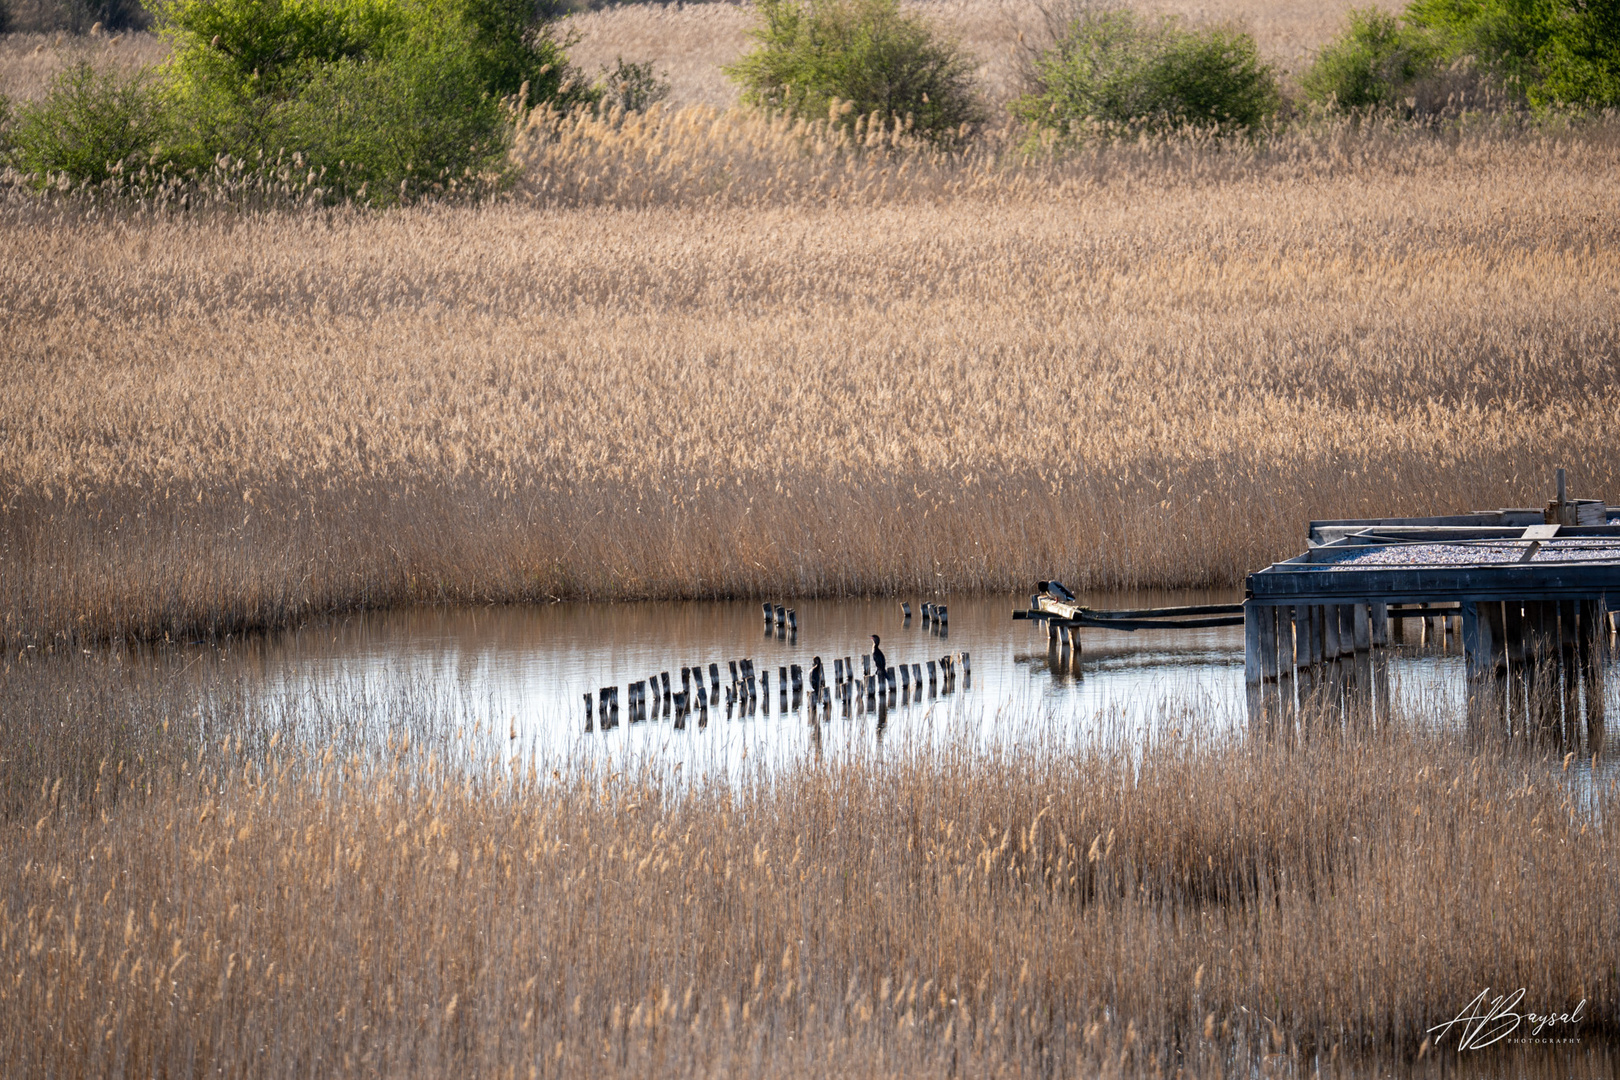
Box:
(871, 634, 886, 674)
(1047, 580, 1076, 602)
(809, 657, 825, 698)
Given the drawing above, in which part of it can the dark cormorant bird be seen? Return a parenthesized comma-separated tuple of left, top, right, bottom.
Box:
(871, 634, 886, 673)
(809, 657, 825, 697)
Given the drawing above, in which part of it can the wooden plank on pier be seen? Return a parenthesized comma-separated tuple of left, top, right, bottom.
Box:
(1075, 603, 1244, 619)
(1249, 562, 1620, 605)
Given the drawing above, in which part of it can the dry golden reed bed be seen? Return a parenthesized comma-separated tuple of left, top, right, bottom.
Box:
(1, 656, 1615, 1077)
(4, 114, 1620, 646)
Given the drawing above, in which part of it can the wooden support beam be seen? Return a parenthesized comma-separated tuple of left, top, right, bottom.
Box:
(1503, 602, 1527, 734)
(1583, 598, 1607, 753)
(1484, 602, 1508, 675)
(1462, 600, 1496, 733)
(1280, 606, 1298, 675)
(1322, 602, 1341, 660)
(1258, 605, 1280, 682)
(1370, 602, 1389, 647)
(1353, 604, 1371, 652)
(1244, 600, 1264, 686)
(1528, 602, 1562, 739)
(1557, 600, 1581, 747)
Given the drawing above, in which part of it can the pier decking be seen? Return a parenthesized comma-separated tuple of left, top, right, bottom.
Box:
(1243, 479, 1618, 744)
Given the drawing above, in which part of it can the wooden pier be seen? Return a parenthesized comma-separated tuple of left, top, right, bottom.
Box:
(1244, 477, 1618, 745)
(1015, 474, 1618, 746)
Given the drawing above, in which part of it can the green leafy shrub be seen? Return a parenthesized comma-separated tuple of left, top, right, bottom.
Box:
(1014, 8, 1280, 137)
(10, 62, 167, 185)
(725, 0, 982, 141)
(1299, 8, 1444, 110)
(1408, 0, 1620, 108)
(1306, 1, 1620, 113)
(4, 0, 589, 202)
(138, 0, 589, 201)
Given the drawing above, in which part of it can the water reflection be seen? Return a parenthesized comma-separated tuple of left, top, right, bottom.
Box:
(205, 589, 1611, 781)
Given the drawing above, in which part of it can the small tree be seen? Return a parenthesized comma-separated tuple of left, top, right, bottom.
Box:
(1405, 0, 1620, 109)
(1015, 8, 1280, 137)
(152, 0, 589, 201)
(1300, 8, 1443, 110)
(725, 0, 983, 141)
(10, 63, 166, 185)
(1304, 1, 1620, 114)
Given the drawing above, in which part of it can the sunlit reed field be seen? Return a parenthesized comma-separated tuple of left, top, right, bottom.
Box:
(5, 9, 1619, 1076)
(4, 114, 1619, 647)
(0, 30, 168, 102)
(1, 656, 1615, 1077)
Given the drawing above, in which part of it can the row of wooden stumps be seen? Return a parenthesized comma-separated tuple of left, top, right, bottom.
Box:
(585, 650, 972, 731)
(762, 603, 799, 638)
(587, 660, 774, 731)
(900, 602, 950, 634)
(1243, 598, 1611, 750)
(825, 650, 969, 716)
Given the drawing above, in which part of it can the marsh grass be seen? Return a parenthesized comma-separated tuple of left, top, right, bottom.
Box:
(1, 656, 1615, 1075)
(3, 109, 1619, 646)
(0, 29, 166, 102)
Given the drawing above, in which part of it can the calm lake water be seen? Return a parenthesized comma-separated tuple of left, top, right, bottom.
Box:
(196, 589, 1565, 781)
